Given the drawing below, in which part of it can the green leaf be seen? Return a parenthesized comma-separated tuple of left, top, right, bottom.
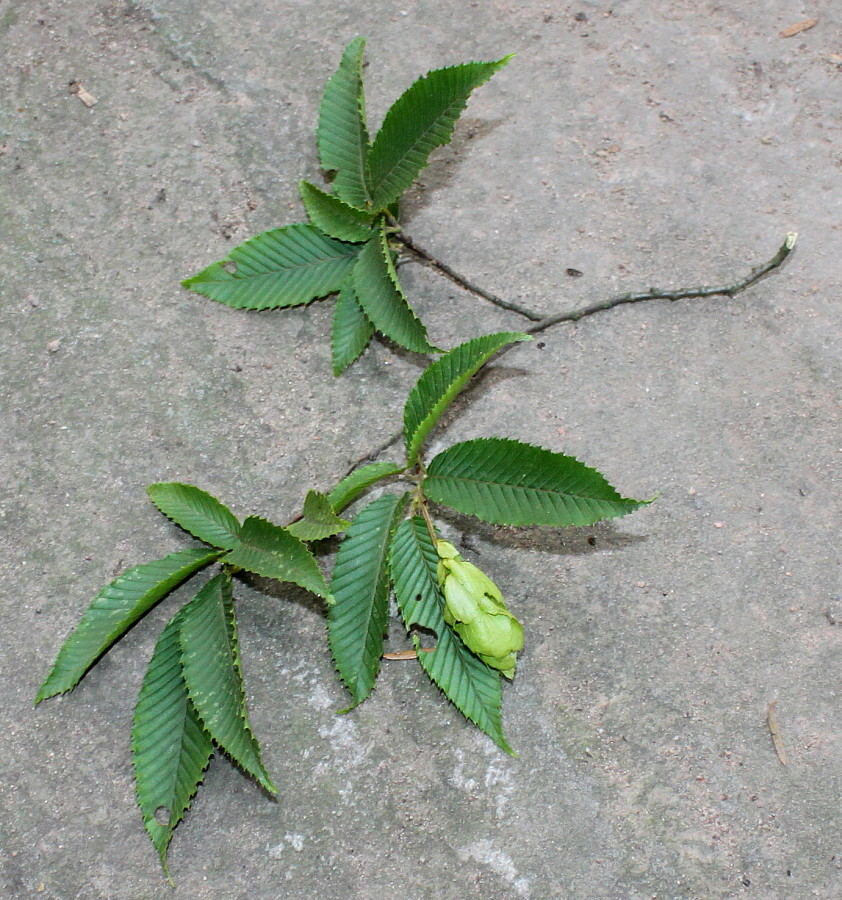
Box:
(318, 36, 371, 209)
(36, 547, 223, 703)
(328, 493, 408, 708)
(352, 225, 438, 354)
(179, 574, 276, 794)
(182, 224, 360, 310)
(389, 518, 512, 754)
(147, 483, 241, 550)
(287, 490, 351, 542)
(367, 56, 513, 210)
(299, 181, 375, 242)
(327, 461, 404, 513)
(425, 438, 651, 527)
(132, 604, 214, 874)
(404, 332, 531, 466)
(222, 516, 332, 602)
(331, 276, 374, 375)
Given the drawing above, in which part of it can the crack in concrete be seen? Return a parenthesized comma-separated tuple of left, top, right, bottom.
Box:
(124, 0, 228, 92)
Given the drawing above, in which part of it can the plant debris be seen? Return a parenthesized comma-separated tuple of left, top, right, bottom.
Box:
(68, 81, 97, 107)
(767, 700, 789, 766)
(779, 18, 818, 38)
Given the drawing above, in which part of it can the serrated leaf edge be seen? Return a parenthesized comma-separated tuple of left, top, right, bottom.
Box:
(404, 332, 531, 465)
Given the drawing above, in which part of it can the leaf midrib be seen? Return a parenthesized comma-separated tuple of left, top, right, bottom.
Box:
(427, 472, 618, 504)
(231, 245, 360, 279)
(341, 530, 391, 676)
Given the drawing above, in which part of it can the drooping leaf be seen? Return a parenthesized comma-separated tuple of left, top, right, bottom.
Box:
(179, 574, 276, 794)
(352, 225, 438, 354)
(132, 604, 214, 873)
(222, 516, 332, 602)
(287, 490, 351, 542)
(367, 56, 513, 210)
(331, 276, 375, 375)
(318, 36, 371, 209)
(182, 224, 360, 310)
(328, 493, 408, 708)
(425, 438, 651, 527)
(389, 517, 512, 754)
(147, 483, 241, 550)
(299, 181, 375, 242)
(327, 461, 404, 513)
(36, 547, 223, 703)
(404, 332, 532, 466)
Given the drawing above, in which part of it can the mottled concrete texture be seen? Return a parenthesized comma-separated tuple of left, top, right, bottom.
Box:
(2, 2, 840, 898)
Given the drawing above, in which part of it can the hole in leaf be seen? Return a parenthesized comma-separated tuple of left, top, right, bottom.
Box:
(154, 806, 171, 826)
(222, 260, 237, 275)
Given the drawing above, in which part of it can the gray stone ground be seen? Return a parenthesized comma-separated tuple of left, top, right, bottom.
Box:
(2, 1, 840, 897)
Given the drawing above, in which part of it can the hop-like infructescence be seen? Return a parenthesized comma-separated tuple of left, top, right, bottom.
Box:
(435, 540, 523, 678)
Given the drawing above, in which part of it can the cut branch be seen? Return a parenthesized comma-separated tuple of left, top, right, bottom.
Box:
(394, 227, 796, 333)
(527, 233, 798, 335)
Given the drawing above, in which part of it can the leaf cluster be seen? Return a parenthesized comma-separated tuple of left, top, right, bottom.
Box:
(37, 330, 649, 871)
(36, 39, 654, 878)
(182, 37, 512, 373)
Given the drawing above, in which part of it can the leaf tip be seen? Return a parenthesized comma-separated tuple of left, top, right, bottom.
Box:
(261, 773, 279, 796)
(34, 678, 65, 706)
(158, 854, 175, 886)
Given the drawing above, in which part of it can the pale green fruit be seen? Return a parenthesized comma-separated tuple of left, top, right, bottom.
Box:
(435, 540, 523, 679)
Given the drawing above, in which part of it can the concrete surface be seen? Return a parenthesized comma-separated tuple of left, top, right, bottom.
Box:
(2, 1, 840, 898)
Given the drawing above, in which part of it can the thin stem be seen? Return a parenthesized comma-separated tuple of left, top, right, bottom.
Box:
(338, 429, 403, 481)
(414, 486, 439, 546)
(526, 232, 798, 335)
(389, 221, 545, 322)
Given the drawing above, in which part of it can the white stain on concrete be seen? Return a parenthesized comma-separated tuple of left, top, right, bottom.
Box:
(459, 839, 531, 898)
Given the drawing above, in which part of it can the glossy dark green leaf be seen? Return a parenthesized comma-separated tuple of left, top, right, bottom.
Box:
(352, 225, 437, 354)
(182, 224, 360, 310)
(36, 547, 222, 703)
(331, 276, 375, 375)
(425, 438, 651, 526)
(299, 180, 375, 242)
(147, 483, 241, 550)
(328, 493, 408, 708)
(404, 332, 531, 465)
(179, 574, 276, 794)
(318, 36, 371, 209)
(367, 56, 512, 210)
(132, 604, 214, 873)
